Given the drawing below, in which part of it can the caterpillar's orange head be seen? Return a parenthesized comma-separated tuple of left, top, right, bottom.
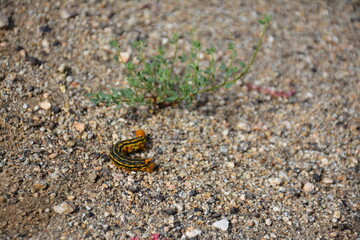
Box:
(146, 162, 156, 173)
(135, 130, 146, 137)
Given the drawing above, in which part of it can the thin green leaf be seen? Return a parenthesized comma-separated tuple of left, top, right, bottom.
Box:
(239, 61, 246, 69)
(179, 55, 187, 62)
(192, 40, 201, 49)
(228, 42, 235, 50)
(170, 34, 179, 44)
(225, 82, 235, 88)
(206, 46, 216, 54)
(219, 62, 227, 71)
(259, 15, 272, 25)
(109, 40, 118, 48)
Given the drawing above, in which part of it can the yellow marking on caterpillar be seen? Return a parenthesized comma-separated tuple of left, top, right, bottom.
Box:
(110, 130, 156, 173)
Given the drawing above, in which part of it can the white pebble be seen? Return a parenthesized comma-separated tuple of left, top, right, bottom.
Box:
(273, 206, 281, 212)
(333, 210, 341, 219)
(212, 219, 229, 231)
(161, 38, 169, 45)
(322, 178, 333, 184)
(49, 172, 60, 179)
(39, 100, 51, 110)
(265, 219, 272, 226)
(226, 162, 235, 168)
(53, 202, 75, 214)
(120, 52, 131, 63)
(240, 194, 246, 201)
(41, 38, 50, 49)
(303, 182, 315, 193)
(237, 122, 250, 131)
(220, 146, 228, 154)
(320, 158, 329, 166)
(222, 129, 229, 136)
(60, 9, 76, 19)
(185, 228, 202, 238)
(268, 177, 283, 186)
(58, 64, 66, 73)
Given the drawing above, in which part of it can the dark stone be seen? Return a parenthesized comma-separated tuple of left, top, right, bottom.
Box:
(51, 105, 61, 114)
(39, 25, 52, 33)
(189, 189, 198, 197)
(164, 207, 177, 215)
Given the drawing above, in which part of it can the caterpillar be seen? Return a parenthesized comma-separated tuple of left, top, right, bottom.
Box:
(109, 130, 156, 173)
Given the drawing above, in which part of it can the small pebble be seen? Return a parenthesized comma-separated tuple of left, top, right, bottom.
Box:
(66, 140, 76, 148)
(240, 194, 246, 201)
(66, 76, 73, 83)
(51, 105, 61, 114)
(333, 211, 341, 219)
(212, 212, 221, 218)
(0, 41, 8, 48)
(329, 232, 338, 238)
(0, 13, 9, 28)
(58, 64, 66, 73)
(212, 219, 229, 231)
(49, 173, 60, 179)
(60, 9, 76, 19)
(230, 207, 239, 214)
(185, 228, 202, 238)
(33, 180, 47, 191)
(41, 39, 50, 49)
(226, 162, 235, 168)
(248, 220, 255, 227)
(320, 158, 329, 166)
(49, 193, 56, 199)
(89, 172, 98, 183)
(265, 219, 272, 226)
(322, 178, 333, 184)
(73, 121, 86, 133)
(48, 153, 58, 159)
(220, 146, 228, 154)
(39, 100, 51, 110)
(222, 129, 229, 136)
(87, 132, 95, 140)
(273, 206, 281, 212)
(25, 56, 42, 66)
(238, 141, 250, 152)
(53, 202, 75, 214)
(303, 182, 315, 193)
(120, 52, 131, 63)
(313, 173, 322, 182)
(164, 208, 177, 215)
(19, 49, 26, 58)
(67, 195, 76, 201)
(268, 177, 283, 186)
(39, 25, 51, 33)
(189, 189, 198, 197)
(0, 196, 7, 203)
(237, 122, 250, 131)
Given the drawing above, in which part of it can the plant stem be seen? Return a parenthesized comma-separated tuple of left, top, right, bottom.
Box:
(169, 39, 179, 81)
(197, 19, 270, 95)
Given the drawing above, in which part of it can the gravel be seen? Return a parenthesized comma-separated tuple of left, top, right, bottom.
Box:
(0, 0, 359, 239)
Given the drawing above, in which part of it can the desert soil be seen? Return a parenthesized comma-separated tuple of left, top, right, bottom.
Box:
(0, 0, 359, 239)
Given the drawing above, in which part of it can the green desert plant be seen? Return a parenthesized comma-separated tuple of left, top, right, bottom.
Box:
(88, 15, 272, 108)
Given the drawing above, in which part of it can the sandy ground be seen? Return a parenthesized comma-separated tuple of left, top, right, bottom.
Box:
(0, 0, 359, 239)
